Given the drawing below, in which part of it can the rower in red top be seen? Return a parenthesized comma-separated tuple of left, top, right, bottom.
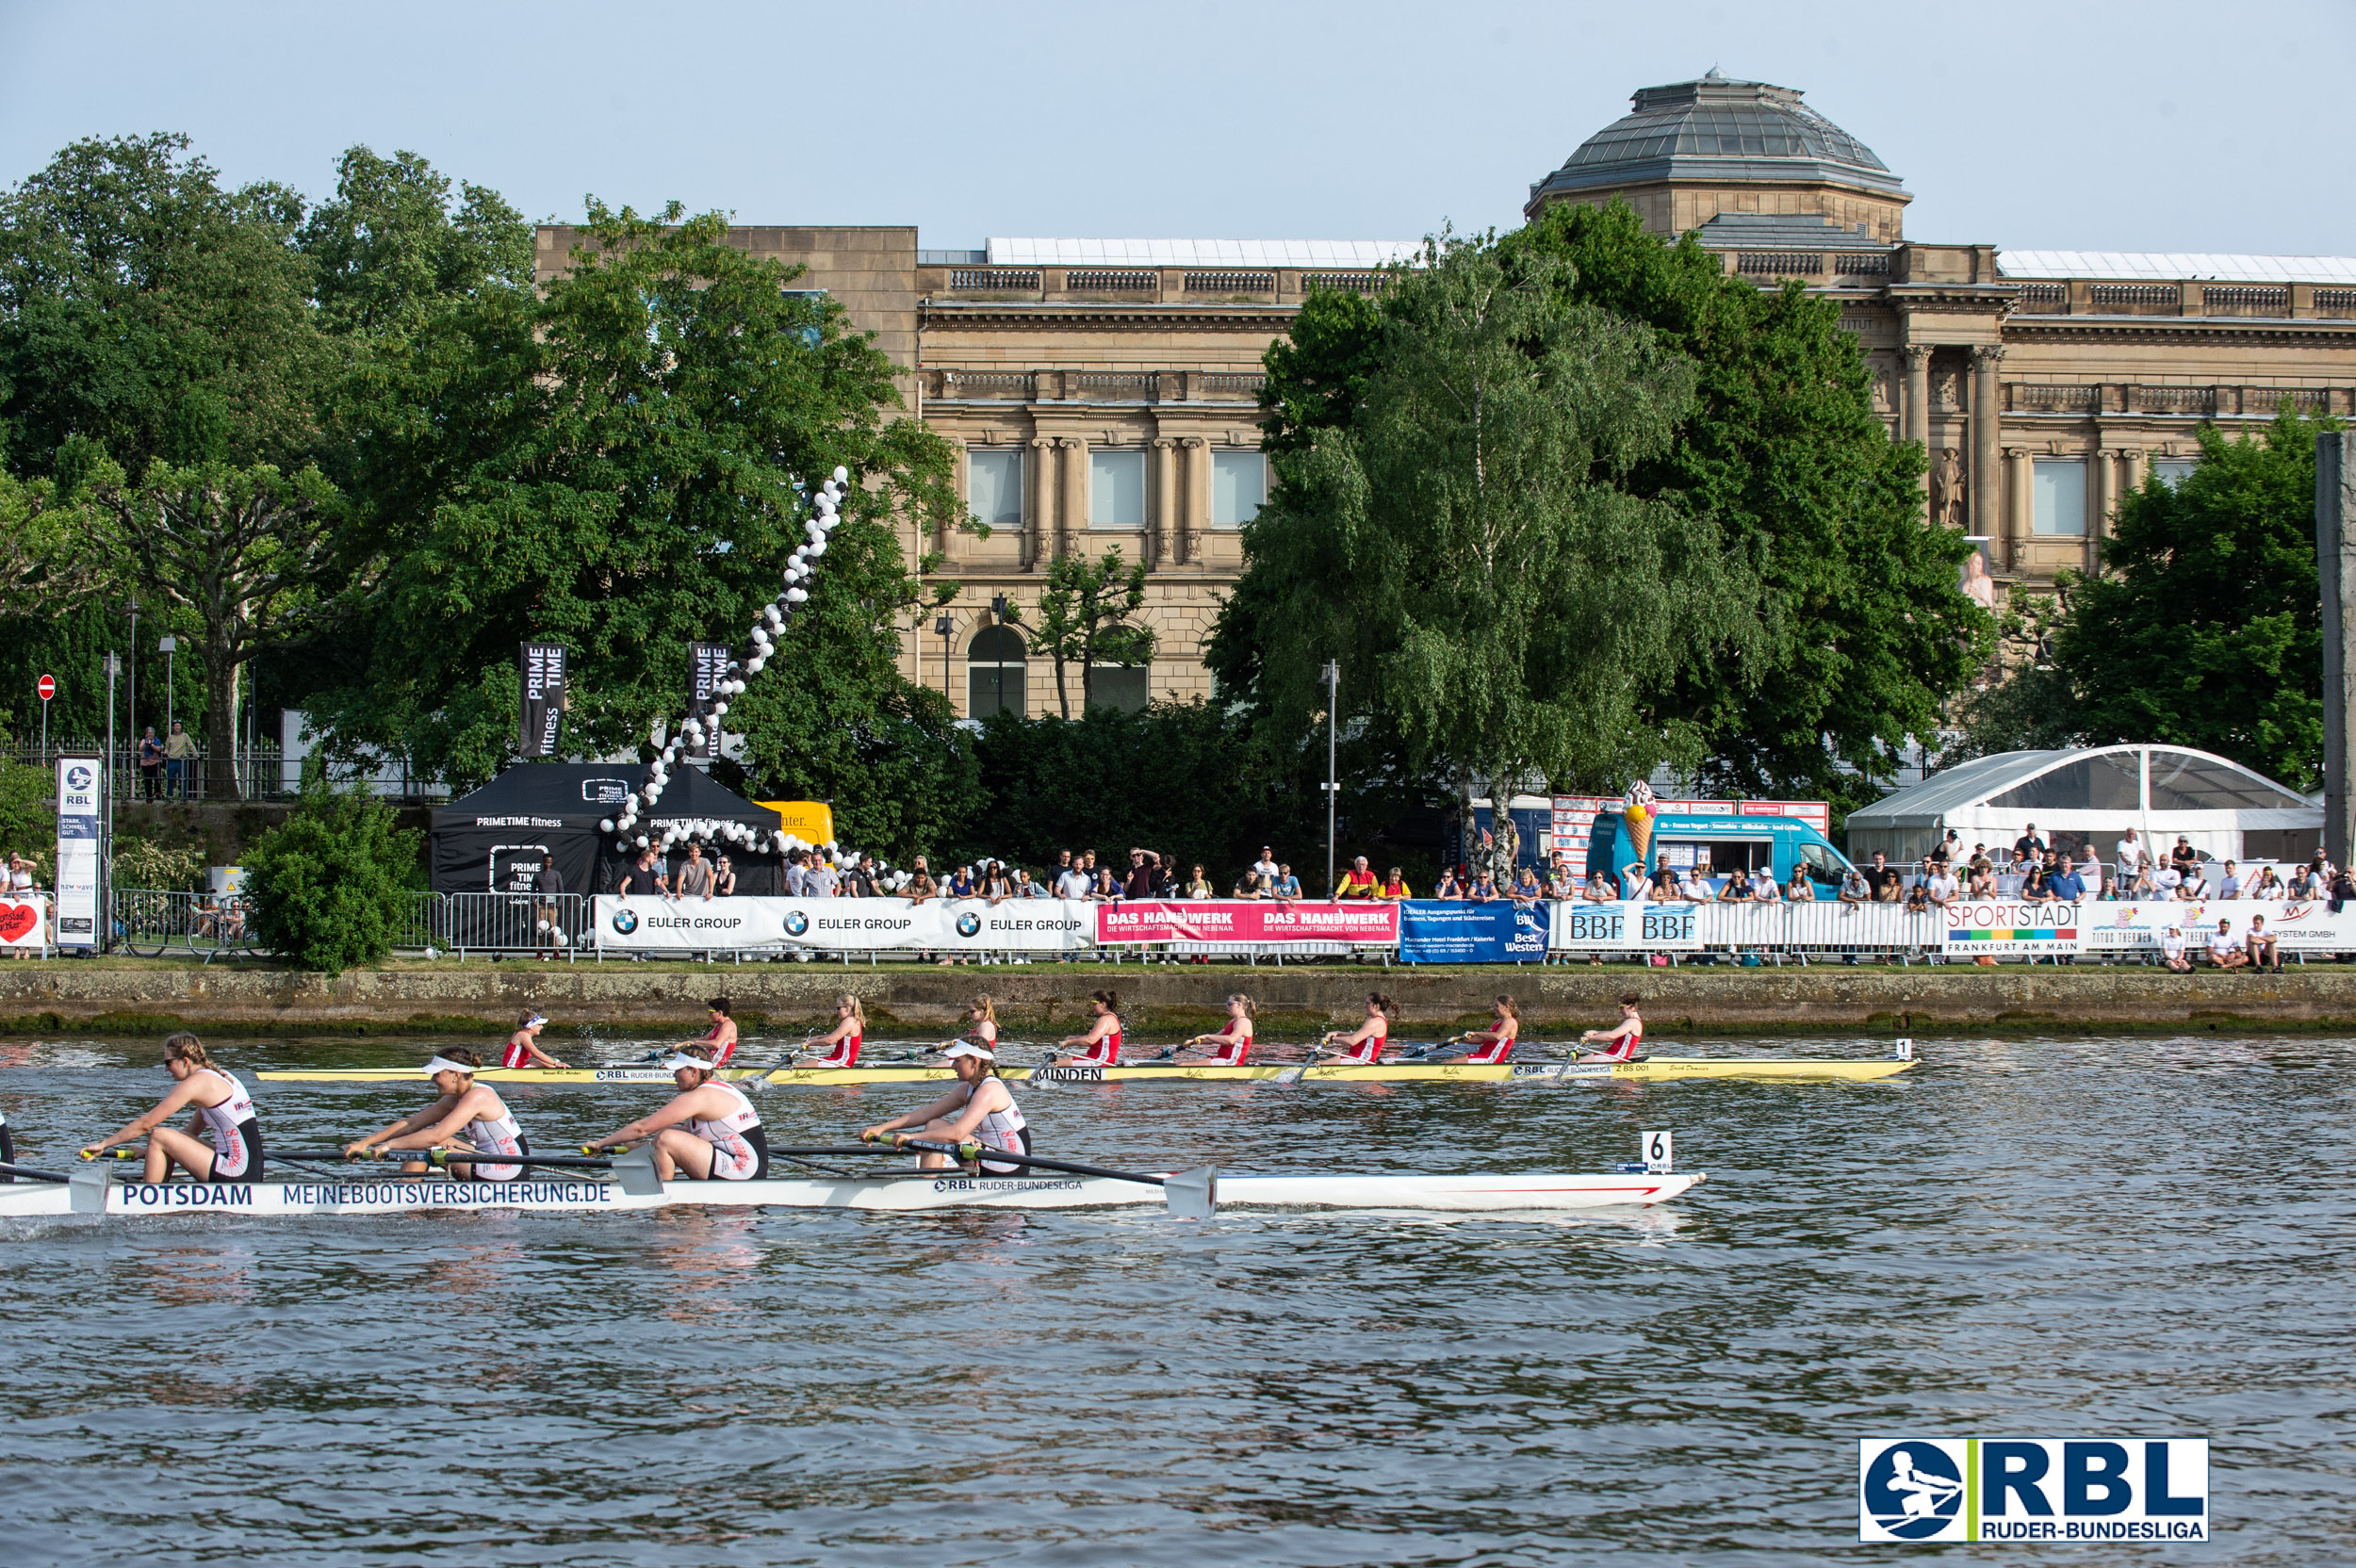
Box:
(1320, 992, 1396, 1064)
(1055, 989, 1123, 1066)
(1429, 995, 1520, 1065)
(804, 993, 865, 1068)
(945, 994, 999, 1057)
(671, 997, 738, 1068)
(501, 1011, 570, 1070)
(1176, 993, 1255, 1065)
(1575, 993, 1646, 1062)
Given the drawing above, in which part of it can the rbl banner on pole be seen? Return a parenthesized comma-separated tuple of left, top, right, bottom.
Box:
(53, 756, 101, 952)
(684, 643, 730, 761)
(517, 643, 567, 759)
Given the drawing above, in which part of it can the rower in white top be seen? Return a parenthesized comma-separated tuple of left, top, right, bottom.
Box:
(80, 1032, 265, 1182)
(860, 1041, 1031, 1173)
(344, 1048, 528, 1179)
(587, 1045, 770, 1181)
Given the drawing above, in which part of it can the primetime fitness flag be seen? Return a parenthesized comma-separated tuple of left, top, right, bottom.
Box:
(684, 642, 730, 761)
(518, 643, 568, 759)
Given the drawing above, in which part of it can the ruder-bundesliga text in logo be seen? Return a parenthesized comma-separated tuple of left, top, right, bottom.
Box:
(1858, 1438, 2208, 1543)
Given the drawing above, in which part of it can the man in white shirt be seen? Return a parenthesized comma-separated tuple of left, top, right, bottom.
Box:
(1052, 859, 1090, 900)
(2153, 863, 2184, 899)
(1924, 864, 1958, 906)
(2178, 866, 2209, 900)
(2159, 925, 2192, 972)
(2204, 920, 2247, 969)
(1251, 846, 1281, 888)
(2115, 828, 2144, 878)
(2217, 860, 2242, 899)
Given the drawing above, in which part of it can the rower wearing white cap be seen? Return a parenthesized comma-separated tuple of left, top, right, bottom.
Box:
(859, 1041, 1031, 1174)
(586, 1045, 768, 1181)
(80, 1032, 264, 1182)
(501, 1011, 569, 1070)
(343, 1047, 528, 1179)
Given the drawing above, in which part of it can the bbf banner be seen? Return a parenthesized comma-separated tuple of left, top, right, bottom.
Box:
(53, 755, 101, 952)
(1858, 1437, 2208, 1543)
(518, 643, 568, 759)
(684, 642, 730, 760)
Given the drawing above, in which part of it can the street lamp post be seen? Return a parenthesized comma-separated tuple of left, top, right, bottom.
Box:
(124, 598, 139, 768)
(934, 614, 956, 706)
(1322, 660, 1339, 898)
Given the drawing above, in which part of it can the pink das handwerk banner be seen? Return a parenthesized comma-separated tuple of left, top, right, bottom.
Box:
(1095, 900, 1401, 947)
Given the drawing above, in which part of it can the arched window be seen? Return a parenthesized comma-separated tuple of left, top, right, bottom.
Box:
(967, 625, 1027, 719)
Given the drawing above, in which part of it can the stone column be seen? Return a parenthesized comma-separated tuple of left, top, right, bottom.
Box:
(1903, 346, 1933, 520)
(2120, 447, 2147, 498)
(2319, 431, 2356, 868)
(2004, 449, 2031, 570)
(1180, 437, 1209, 565)
(1971, 346, 2005, 547)
(1024, 437, 1055, 573)
(2088, 447, 2115, 575)
(1150, 437, 1175, 568)
(1057, 437, 1088, 563)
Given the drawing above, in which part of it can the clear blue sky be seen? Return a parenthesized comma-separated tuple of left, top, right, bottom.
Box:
(4, 0, 2350, 256)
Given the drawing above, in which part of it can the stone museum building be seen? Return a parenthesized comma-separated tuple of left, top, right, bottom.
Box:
(538, 70, 2356, 721)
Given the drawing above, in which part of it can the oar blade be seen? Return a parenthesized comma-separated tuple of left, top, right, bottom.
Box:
(612, 1146, 663, 1196)
(69, 1162, 111, 1214)
(1163, 1165, 1217, 1220)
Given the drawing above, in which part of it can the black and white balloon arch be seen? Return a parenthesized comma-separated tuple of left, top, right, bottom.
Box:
(600, 467, 874, 870)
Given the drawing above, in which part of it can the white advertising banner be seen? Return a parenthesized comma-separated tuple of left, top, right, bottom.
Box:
(1547, 901, 1706, 952)
(53, 755, 101, 952)
(592, 895, 1093, 953)
(1942, 899, 2085, 957)
(0, 895, 46, 949)
(2079, 899, 2354, 954)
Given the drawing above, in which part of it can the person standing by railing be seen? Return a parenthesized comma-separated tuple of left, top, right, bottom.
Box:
(163, 720, 197, 798)
(532, 855, 565, 958)
(137, 727, 164, 801)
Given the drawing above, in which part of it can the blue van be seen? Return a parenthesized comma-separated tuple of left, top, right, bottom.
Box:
(1582, 809, 1856, 893)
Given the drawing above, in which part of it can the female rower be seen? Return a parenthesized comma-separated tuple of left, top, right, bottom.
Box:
(1055, 989, 1123, 1066)
(673, 997, 738, 1068)
(501, 1011, 570, 1070)
(344, 1048, 527, 1179)
(859, 1041, 1030, 1173)
(946, 994, 999, 1054)
(1575, 993, 1645, 1062)
(81, 1032, 264, 1182)
(1319, 992, 1394, 1064)
(586, 1045, 768, 1181)
(804, 993, 865, 1067)
(1431, 996, 1520, 1064)
(1176, 994, 1255, 1065)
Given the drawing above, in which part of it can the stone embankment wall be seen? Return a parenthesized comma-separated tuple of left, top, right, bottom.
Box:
(3, 962, 2352, 1037)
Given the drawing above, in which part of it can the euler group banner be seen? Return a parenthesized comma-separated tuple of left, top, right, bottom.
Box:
(593, 895, 1091, 953)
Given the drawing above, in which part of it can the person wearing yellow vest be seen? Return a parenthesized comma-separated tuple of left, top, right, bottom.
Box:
(1375, 867, 1413, 901)
(1335, 857, 1379, 899)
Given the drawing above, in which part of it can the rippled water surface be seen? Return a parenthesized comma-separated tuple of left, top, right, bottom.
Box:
(1, 1033, 2350, 1566)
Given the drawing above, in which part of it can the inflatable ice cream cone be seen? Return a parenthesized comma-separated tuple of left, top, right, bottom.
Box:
(1623, 781, 1656, 870)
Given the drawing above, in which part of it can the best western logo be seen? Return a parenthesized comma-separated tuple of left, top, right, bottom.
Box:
(1859, 1438, 2207, 1543)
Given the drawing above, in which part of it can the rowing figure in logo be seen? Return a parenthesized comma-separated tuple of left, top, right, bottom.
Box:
(1885, 1449, 1961, 1521)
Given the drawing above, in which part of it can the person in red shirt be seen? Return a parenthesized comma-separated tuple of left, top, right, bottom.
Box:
(1335, 857, 1379, 899)
(1575, 994, 1646, 1062)
(1320, 992, 1395, 1064)
(501, 1012, 570, 1070)
(1175, 994, 1255, 1065)
(1431, 996, 1519, 1064)
(803, 994, 865, 1067)
(1055, 990, 1123, 1066)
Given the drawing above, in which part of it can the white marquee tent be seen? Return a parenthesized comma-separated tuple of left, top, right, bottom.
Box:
(1842, 744, 2318, 870)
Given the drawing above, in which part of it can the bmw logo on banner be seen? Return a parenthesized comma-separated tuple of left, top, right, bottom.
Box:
(783, 909, 810, 938)
(610, 907, 638, 936)
(956, 910, 983, 939)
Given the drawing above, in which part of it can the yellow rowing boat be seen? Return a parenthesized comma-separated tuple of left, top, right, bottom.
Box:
(258, 1055, 1915, 1086)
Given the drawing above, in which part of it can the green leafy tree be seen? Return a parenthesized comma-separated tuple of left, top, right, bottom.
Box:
(0, 760, 54, 866)
(1508, 201, 1988, 803)
(314, 202, 968, 803)
(2051, 412, 2334, 788)
(1210, 231, 1752, 826)
(1015, 547, 1153, 717)
(243, 769, 421, 974)
(0, 133, 335, 477)
(91, 458, 341, 797)
(297, 146, 535, 341)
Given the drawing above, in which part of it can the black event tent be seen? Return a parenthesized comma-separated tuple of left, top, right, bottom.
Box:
(430, 763, 785, 899)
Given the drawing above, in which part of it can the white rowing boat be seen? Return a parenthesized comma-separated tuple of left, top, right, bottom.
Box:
(0, 1165, 1701, 1218)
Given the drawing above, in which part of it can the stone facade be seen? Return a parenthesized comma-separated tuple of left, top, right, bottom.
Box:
(535, 73, 2355, 718)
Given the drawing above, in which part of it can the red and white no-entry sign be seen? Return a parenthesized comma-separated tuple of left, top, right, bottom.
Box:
(36, 674, 55, 701)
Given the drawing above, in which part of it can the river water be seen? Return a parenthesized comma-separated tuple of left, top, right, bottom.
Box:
(0, 1032, 2348, 1566)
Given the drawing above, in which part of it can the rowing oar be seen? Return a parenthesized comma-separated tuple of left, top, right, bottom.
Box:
(268, 1147, 622, 1172)
(884, 1136, 1216, 1218)
(0, 1158, 72, 1184)
(1272, 1048, 1337, 1086)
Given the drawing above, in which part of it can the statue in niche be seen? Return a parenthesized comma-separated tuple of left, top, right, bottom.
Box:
(1934, 369, 1962, 411)
(1931, 448, 1965, 531)
(1870, 365, 1893, 413)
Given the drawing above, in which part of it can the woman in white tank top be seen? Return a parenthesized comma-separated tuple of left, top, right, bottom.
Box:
(587, 1047, 769, 1181)
(860, 1042, 1030, 1174)
(346, 1050, 529, 1180)
(82, 1033, 264, 1182)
